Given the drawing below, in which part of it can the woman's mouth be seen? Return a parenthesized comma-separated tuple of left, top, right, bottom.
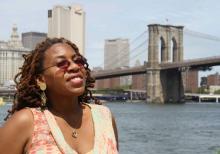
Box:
(67, 74, 84, 87)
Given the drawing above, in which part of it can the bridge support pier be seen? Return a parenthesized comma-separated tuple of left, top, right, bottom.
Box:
(146, 24, 184, 104)
(146, 69, 164, 103)
(146, 69, 184, 103)
(161, 69, 184, 103)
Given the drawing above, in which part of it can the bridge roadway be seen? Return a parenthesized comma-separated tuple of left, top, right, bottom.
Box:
(1, 56, 220, 94)
(92, 56, 220, 79)
(0, 89, 16, 96)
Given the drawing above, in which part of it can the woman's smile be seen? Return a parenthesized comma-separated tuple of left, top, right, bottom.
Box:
(65, 72, 85, 87)
(68, 76, 84, 87)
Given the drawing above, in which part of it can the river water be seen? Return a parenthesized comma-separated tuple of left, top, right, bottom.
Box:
(1, 102, 220, 154)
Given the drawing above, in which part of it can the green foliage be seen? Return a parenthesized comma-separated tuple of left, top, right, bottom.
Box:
(92, 88, 124, 94)
(93, 84, 132, 94)
(197, 87, 209, 94)
(214, 89, 220, 94)
(185, 90, 192, 93)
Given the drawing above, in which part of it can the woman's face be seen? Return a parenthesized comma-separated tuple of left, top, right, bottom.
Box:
(41, 43, 87, 97)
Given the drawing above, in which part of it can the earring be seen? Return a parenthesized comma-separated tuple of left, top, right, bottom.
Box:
(38, 81, 46, 91)
(40, 91, 47, 107)
(37, 80, 47, 107)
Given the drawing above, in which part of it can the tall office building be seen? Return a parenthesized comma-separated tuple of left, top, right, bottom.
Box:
(104, 38, 129, 69)
(22, 32, 47, 50)
(104, 38, 130, 88)
(48, 4, 85, 55)
(0, 25, 29, 85)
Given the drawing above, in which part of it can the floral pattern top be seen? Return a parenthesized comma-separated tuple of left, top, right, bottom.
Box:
(27, 104, 118, 154)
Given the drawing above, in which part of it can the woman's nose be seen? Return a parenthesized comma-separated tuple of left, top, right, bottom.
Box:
(66, 61, 80, 72)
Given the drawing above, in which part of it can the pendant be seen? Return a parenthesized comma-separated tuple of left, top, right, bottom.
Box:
(72, 130, 78, 138)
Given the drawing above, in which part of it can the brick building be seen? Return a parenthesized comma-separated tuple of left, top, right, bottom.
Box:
(207, 73, 220, 86)
(93, 67, 121, 89)
(182, 70, 198, 93)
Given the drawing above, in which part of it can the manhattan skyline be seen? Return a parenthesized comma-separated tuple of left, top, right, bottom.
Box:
(0, 0, 220, 77)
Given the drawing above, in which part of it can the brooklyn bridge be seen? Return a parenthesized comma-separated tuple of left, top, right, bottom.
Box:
(1, 24, 220, 104)
(92, 24, 220, 103)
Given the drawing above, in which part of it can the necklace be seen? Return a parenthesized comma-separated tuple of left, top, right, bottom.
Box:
(70, 117, 82, 139)
(50, 104, 84, 139)
(64, 118, 82, 139)
(51, 112, 82, 139)
(71, 112, 83, 139)
(72, 129, 78, 138)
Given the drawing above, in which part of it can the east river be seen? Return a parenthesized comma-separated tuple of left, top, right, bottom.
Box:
(1, 102, 220, 154)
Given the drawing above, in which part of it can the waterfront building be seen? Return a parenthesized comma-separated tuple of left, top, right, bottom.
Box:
(207, 73, 220, 86)
(48, 4, 85, 55)
(198, 73, 220, 94)
(93, 67, 121, 90)
(0, 25, 29, 85)
(93, 67, 105, 89)
(22, 32, 47, 50)
(104, 38, 130, 88)
(132, 60, 146, 90)
(182, 70, 198, 93)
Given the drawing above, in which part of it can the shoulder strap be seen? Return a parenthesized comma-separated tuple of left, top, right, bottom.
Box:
(43, 110, 77, 154)
(88, 104, 118, 153)
(29, 108, 48, 131)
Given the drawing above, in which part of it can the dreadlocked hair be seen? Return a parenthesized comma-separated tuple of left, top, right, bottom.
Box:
(5, 37, 100, 120)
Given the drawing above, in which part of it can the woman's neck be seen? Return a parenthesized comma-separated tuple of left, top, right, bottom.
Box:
(47, 93, 82, 117)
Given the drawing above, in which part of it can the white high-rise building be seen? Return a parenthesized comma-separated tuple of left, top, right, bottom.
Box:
(104, 38, 129, 69)
(0, 25, 29, 85)
(104, 38, 130, 87)
(48, 4, 85, 55)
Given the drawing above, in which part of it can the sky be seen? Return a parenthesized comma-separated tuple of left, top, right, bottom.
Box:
(1, 0, 220, 77)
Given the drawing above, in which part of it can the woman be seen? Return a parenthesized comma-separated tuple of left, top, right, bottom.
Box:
(0, 38, 118, 154)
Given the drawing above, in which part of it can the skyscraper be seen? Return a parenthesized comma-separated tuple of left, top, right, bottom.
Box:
(104, 38, 129, 69)
(22, 32, 47, 50)
(104, 38, 130, 88)
(48, 4, 85, 55)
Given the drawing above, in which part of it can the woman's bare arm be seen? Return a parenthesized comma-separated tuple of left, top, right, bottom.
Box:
(112, 114, 119, 150)
(0, 109, 33, 154)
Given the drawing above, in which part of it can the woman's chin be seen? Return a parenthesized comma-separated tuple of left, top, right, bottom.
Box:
(65, 86, 85, 96)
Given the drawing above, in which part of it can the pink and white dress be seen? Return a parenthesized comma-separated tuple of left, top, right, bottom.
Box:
(27, 104, 118, 154)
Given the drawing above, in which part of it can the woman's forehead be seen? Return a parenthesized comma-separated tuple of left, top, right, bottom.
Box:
(45, 43, 76, 58)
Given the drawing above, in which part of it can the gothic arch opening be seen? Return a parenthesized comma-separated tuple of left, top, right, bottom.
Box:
(171, 37, 177, 62)
(159, 36, 165, 63)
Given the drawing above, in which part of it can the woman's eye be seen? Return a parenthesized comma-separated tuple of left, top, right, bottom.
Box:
(57, 60, 69, 68)
(74, 58, 85, 66)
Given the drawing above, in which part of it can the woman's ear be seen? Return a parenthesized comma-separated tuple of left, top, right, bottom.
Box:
(36, 74, 46, 83)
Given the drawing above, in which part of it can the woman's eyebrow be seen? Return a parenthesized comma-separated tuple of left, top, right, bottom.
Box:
(55, 54, 77, 59)
(54, 55, 66, 59)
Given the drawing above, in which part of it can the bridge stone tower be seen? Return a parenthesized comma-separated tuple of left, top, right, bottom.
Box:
(146, 24, 184, 103)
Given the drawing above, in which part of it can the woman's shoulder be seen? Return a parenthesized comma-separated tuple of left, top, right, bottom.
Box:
(2, 108, 34, 130)
(0, 108, 34, 153)
(86, 103, 113, 120)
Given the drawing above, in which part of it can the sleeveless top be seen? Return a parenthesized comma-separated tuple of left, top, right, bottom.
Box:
(27, 104, 118, 154)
